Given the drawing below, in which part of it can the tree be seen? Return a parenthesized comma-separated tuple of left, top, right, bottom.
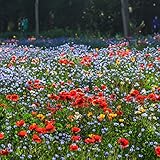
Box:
(121, 0, 129, 37)
(35, 0, 39, 37)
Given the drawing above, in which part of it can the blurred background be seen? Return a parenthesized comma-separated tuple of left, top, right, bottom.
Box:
(0, 0, 159, 38)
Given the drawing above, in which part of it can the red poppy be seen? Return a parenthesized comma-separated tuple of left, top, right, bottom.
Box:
(48, 93, 59, 100)
(11, 94, 19, 101)
(116, 110, 123, 116)
(124, 95, 133, 102)
(6, 94, 19, 102)
(18, 130, 27, 137)
(130, 89, 140, 97)
(101, 84, 107, 90)
(34, 79, 40, 84)
(155, 146, 160, 157)
(147, 93, 159, 101)
(103, 107, 112, 113)
(27, 80, 32, 85)
(45, 119, 55, 125)
(92, 135, 102, 142)
(29, 123, 37, 131)
(109, 94, 117, 101)
(0, 149, 9, 156)
(69, 90, 77, 97)
(71, 135, 81, 142)
(0, 133, 4, 140)
(35, 127, 46, 134)
(98, 92, 103, 97)
(16, 120, 25, 127)
(118, 138, 129, 149)
(135, 95, 147, 103)
(32, 134, 42, 143)
(45, 124, 56, 133)
(6, 94, 12, 101)
(84, 138, 95, 144)
(71, 127, 81, 133)
(99, 101, 108, 108)
(69, 144, 79, 151)
(59, 58, 69, 65)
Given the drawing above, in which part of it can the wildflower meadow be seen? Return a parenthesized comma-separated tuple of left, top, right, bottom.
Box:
(0, 39, 160, 160)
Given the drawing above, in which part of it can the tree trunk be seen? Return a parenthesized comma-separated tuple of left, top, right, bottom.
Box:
(35, 0, 39, 37)
(121, 0, 129, 37)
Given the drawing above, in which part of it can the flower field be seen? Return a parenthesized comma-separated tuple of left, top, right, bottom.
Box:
(0, 41, 160, 160)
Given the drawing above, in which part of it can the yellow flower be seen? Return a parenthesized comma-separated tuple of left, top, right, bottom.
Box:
(96, 71, 103, 77)
(116, 59, 121, 65)
(119, 119, 124, 123)
(87, 112, 93, 117)
(88, 134, 94, 138)
(109, 113, 117, 118)
(95, 48, 99, 52)
(117, 105, 122, 110)
(139, 107, 146, 113)
(108, 113, 117, 121)
(151, 85, 158, 92)
(37, 114, 45, 120)
(130, 57, 136, 62)
(98, 114, 105, 122)
(126, 49, 130, 52)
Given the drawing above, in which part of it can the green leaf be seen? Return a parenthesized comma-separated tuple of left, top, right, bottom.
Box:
(55, 123, 63, 131)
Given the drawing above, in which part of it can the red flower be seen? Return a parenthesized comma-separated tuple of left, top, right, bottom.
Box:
(135, 95, 147, 103)
(45, 119, 55, 125)
(109, 94, 117, 101)
(98, 92, 103, 97)
(116, 110, 123, 116)
(147, 93, 159, 101)
(6, 94, 12, 101)
(34, 79, 40, 84)
(103, 107, 112, 113)
(45, 124, 56, 133)
(18, 130, 27, 137)
(130, 89, 140, 97)
(0, 133, 4, 140)
(12, 94, 19, 101)
(124, 95, 133, 102)
(0, 149, 9, 156)
(101, 84, 107, 90)
(16, 120, 25, 127)
(69, 144, 79, 151)
(59, 58, 69, 65)
(118, 138, 129, 149)
(69, 90, 77, 97)
(92, 135, 102, 143)
(48, 93, 59, 100)
(29, 123, 37, 131)
(155, 146, 160, 157)
(71, 127, 81, 133)
(32, 134, 42, 143)
(84, 138, 95, 144)
(6, 94, 19, 102)
(71, 135, 81, 142)
(35, 127, 46, 134)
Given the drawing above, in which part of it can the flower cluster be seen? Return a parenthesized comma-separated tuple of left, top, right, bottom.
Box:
(0, 40, 159, 159)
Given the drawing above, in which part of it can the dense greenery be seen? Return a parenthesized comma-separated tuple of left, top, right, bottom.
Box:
(0, 0, 159, 35)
